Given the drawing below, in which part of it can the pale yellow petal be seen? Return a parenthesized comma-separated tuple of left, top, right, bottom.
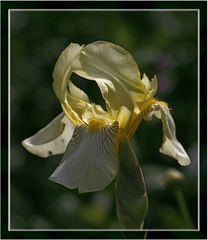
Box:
(72, 41, 146, 115)
(65, 81, 90, 118)
(81, 103, 112, 125)
(151, 75, 158, 96)
(68, 81, 90, 103)
(116, 106, 131, 130)
(52, 43, 84, 101)
(22, 113, 75, 158)
(141, 73, 151, 91)
(141, 74, 158, 100)
(61, 99, 83, 125)
(65, 93, 87, 118)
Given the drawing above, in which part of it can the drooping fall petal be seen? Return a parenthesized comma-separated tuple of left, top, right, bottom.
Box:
(49, 121, 119, 193)
(22, 113, 74, 158)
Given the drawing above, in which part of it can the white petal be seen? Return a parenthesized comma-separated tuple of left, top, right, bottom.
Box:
(159, 105, 190, 166)
(143, 103, 191, 166)
(49, 122, 119, 193)
(160, 137, 190, 166)
(22, 113, 75, 158)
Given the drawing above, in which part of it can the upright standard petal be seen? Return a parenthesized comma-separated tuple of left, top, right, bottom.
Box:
(71, 41, 147, 115)
(49, 121, 119, 193)
(143, 102, 191, 166)
(22, 113, 75, 158)
(52, 43, 84, 101)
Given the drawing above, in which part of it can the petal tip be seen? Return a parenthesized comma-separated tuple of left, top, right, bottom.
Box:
(159, 146, 191, 167)
(178, 157, 191, 167)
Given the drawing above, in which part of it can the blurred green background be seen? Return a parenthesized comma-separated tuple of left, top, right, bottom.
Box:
(10, 10, 199, 230)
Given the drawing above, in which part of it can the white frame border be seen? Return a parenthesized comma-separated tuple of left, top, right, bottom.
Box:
(8, 8, 200, 232)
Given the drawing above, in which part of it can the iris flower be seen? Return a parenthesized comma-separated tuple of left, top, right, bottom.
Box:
(22, 41, 190, 193)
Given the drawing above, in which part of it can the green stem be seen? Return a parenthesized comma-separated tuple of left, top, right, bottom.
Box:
(143, 231, 148, 239)
(175, 189, 194, 228)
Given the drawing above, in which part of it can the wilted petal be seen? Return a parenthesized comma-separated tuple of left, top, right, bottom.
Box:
(22, 113, 75, 158)
(143, 103, 191, 166)
(49, 122, 119, 193)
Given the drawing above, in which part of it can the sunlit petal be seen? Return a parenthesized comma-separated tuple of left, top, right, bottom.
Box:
(52, 43, 84, 101)
(49, 122, 119, 193)
(72, 41, 146, 116)
(22, 113, 75, 158)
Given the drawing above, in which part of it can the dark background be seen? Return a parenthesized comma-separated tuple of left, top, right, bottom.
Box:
(1, 1, 207, 239)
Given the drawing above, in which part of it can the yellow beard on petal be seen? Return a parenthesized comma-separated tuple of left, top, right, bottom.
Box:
(87, 118, 106, 132)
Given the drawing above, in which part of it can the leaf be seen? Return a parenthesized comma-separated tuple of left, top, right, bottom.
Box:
(115, 137, 148, 229)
